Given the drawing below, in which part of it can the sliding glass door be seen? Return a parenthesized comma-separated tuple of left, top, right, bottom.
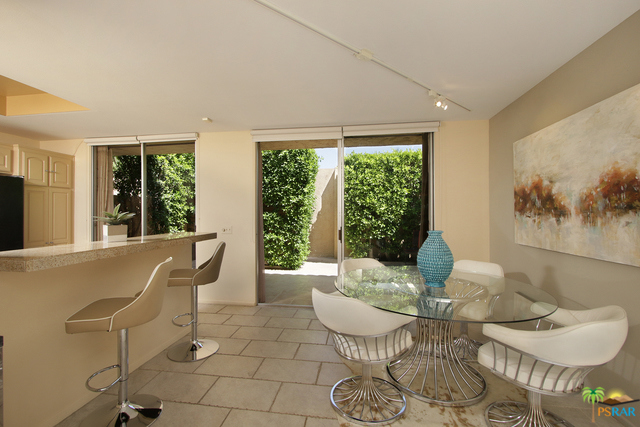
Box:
(91, 140, 196, 241)
(254, 125, 435, 304)
(342, 134, 427, 265)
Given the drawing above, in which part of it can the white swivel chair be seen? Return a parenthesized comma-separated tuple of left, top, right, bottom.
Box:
(340, 257, 384, 274)
(453, 260, 505, 360)
(166, 241, 225, 362)
(312, 288, 413, 425)
(478, 305, 628, 427)
(65, 258, 174, 427)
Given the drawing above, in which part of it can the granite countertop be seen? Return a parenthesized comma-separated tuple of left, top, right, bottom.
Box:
(0, 232, 217, 272)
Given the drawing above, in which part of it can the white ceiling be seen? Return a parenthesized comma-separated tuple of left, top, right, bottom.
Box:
(1, 0, 639, 141)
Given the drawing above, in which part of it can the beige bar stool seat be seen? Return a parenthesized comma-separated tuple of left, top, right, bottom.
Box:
(65, 257, 173, 427)
(166, 241, 225, 362)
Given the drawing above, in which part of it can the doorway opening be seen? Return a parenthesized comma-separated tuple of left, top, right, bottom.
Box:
(257, 132, 432, 306)
(258, 140, 339, 305)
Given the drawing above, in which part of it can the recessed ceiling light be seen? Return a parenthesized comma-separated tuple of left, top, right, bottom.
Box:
(202, 117, 212, 122)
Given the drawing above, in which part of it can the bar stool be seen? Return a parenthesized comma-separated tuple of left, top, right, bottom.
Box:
(65, 257, 173, 427)
(166, 241, 226, 362)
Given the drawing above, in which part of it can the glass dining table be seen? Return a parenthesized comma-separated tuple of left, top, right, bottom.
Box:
(335, 265, 558, 407)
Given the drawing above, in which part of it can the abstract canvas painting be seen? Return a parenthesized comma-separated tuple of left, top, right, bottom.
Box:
(514, 82, 640, 267)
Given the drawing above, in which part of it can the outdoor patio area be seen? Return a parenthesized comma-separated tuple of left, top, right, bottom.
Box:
(264, 258, 338, 306)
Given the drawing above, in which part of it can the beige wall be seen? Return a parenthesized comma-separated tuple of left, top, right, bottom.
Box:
(309, 168, 337, 258)
(0, 130, 40, 149)
(435, 120, 491, 262)
(489, 10, 640, 397)
(195, 131, 257, 305)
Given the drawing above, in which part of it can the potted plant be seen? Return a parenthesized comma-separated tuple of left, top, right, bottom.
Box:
(94, 204, 135, 242)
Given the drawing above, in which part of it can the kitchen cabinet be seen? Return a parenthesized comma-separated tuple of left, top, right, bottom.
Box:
(18, 147, 73, 188)
(0, 144, 12, 174)
(24, 186, 73, 248)
(12, 146, 74, 248)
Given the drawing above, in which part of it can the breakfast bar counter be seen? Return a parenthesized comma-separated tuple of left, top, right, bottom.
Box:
(0, 232, 217, 427)
(0, 231, 217, 272)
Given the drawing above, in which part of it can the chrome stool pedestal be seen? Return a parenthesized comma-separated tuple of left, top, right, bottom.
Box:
(81, 330, 163, 427)
(167, 286, 220, 362)
(167, 241, 225, 363)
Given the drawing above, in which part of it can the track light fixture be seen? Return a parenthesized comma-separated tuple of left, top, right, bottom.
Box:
(252, 0, 470, 113)
(428, 92, 449, 111)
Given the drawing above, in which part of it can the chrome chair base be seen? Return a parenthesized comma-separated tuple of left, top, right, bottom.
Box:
(453, 333, 482, 361)
(167, 338, 220, 362)
(485, 401, 573, 427)
(331, 375, 407, 426)
(80, 394, 163, 427)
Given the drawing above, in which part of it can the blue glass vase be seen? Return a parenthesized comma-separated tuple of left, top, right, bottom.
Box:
(417, 230, 453, 288)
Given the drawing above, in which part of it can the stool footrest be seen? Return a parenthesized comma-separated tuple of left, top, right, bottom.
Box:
(172, 312, 194, 327)
(86, 364, 121, 392)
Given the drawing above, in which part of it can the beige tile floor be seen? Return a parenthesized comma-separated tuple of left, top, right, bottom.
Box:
(55, 303, 628, 427)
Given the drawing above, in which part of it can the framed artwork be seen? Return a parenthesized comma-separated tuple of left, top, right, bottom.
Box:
(514, 82, 640, 267)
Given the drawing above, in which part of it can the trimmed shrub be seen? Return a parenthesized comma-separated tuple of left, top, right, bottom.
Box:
(344, 150, 422, 261)
(262, 149, 319, 269)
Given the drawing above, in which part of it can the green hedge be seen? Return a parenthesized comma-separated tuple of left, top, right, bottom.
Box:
(113, 153, 195, 236)
(344, 150, 422, 261)
(262, 149, 319, 269)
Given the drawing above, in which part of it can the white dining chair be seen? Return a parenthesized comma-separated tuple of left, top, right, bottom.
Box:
(312, 288, 413, 425)
(340, 257, 384, 274)
(452, 260, 504, 360)
(478, 304, 628, 427)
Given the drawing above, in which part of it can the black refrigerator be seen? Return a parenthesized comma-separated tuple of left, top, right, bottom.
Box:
(0, 174, 24, 251)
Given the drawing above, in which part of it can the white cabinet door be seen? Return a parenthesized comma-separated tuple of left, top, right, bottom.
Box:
(49, 155, 73, 188)
(21, 149, 49, 186)
(24, 186, 49, 248)
(49, 188, 73, 245)
(0, 144, 12, 174)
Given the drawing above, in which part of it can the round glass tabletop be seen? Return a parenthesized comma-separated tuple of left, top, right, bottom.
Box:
(336, 265, 558, 323)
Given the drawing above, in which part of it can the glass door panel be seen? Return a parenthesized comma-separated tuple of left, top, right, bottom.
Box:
(144, 143, 196, 235)
(109, 145, 142, 238)
(343, 135, 424, 265)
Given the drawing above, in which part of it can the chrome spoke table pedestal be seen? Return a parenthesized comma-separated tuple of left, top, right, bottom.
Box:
(453, 322, 482, 361)
(387, 317, 487, 406)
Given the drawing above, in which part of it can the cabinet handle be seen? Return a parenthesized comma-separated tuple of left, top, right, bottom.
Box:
(45, 170, 59, 174)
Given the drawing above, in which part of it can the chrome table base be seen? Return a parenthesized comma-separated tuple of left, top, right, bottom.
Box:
(80, 395, 162, 427)
(453, 322, 482, 361)
(387, 318, 486, 406)
(485, 400, 573, 427)
(331, 365, 406, 425)
(167, 338, 220, 362)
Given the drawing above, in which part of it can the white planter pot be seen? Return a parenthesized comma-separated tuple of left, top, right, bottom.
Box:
(103, 224, 128, 242)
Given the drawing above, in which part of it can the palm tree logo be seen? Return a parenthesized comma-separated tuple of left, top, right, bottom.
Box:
(582, 387, 605, 423)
